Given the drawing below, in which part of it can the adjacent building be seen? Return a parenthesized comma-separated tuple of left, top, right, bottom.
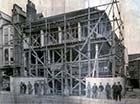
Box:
(128, 54, 140, 88)
(0, 11, 14, 90)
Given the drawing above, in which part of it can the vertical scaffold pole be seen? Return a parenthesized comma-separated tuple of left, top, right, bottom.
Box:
(63, 0, 68, 96)
(112, 0, 116, 77)
(44, 18, 49, 90)
(87, 0, 91, 77)
(29, 16, 32, 77)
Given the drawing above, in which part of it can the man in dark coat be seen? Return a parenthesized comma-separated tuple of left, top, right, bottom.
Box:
(116, 82, 122, 101)
(112, 82, 117, 100)
(20, 82, 23, 94)
(34, 81, 39, 95)
(105, 83, 111, 99)
(92, 83, 98, 98)
(98, 82, 104, 98)
(28, 81, 33, 94)
(22, 82, 26, 94)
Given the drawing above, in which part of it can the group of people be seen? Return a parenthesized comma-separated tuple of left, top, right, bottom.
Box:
(87, 82, 122, 101)
(20, 80, 50, 95)
(112, 82, 123, 101)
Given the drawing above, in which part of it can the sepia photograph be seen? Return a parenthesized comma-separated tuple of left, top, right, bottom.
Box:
(0, 0, 140, 104)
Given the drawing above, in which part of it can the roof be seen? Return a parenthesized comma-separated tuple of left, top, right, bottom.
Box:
(24, 7, 108, 30)
(12, 4, 26, 17)
(129, 57, 140, 62)
(46, 7, 104, 24)
(129, 54, 140, 62)
(46, 7, 104, 23)
(0, 10, 11, 22)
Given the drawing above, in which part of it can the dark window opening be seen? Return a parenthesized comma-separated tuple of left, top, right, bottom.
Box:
(38, 69, 44, 77)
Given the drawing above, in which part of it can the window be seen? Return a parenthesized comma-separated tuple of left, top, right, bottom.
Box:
(3, 26, 14, 45)
(4, 28, 8, 45)
(10, 26, 14, 34)
(10, 48, 14, 63)
(10, 26, 14, 45)
(10, 34, 14, 45)
(38, 69, 44, 77)
(4, 49, 9, 64)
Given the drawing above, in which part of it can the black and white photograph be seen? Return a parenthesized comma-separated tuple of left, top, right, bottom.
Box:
(0, 0, 140, 104)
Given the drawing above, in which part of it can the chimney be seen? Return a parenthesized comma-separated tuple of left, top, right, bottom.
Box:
(26, 0, 37, 22)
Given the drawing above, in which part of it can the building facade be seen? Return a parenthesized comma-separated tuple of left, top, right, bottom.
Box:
(0, 11, 14, 66)
(0, 11, 14, 91)
(11, 0, 125, 96)
(2, 25, 14, 66)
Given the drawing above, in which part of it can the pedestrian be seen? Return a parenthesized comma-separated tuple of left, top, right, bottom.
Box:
(116, 82, 122, 101)
(38, 81, 43, 95)
(98, 82, 104, 99)
(41, 81, 45, 95)
(22, 82, 27, 94)
(34, 81, 39, 95)
(87, 82, 91, 98)
(28, 81, 33, 94)
(105, 82, 111, 99)
(112, 82, 117, 100)
(20, 82, 23, 94)
(92, 83, 98, 98)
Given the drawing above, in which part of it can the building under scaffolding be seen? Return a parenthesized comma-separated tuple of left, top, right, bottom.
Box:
(12, 0, 125, 96)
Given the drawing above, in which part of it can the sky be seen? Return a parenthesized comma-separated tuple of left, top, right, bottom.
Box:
(120, 0, 140, 54)
(0, 0, 26, 14)
(0, 0, 140, 55)
(0, 0, 85, 16)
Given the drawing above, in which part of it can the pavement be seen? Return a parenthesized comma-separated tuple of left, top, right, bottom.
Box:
(125, 89, 140, 99)
(0, 89, 140, 104)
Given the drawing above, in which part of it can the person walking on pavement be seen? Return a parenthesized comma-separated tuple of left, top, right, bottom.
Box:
(105, 82, 111, 99)
(112, 82, 117, 100)
(116, 82, 122, 101)
(92, 83, 98, 98)
(98, 82, 104, 99)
